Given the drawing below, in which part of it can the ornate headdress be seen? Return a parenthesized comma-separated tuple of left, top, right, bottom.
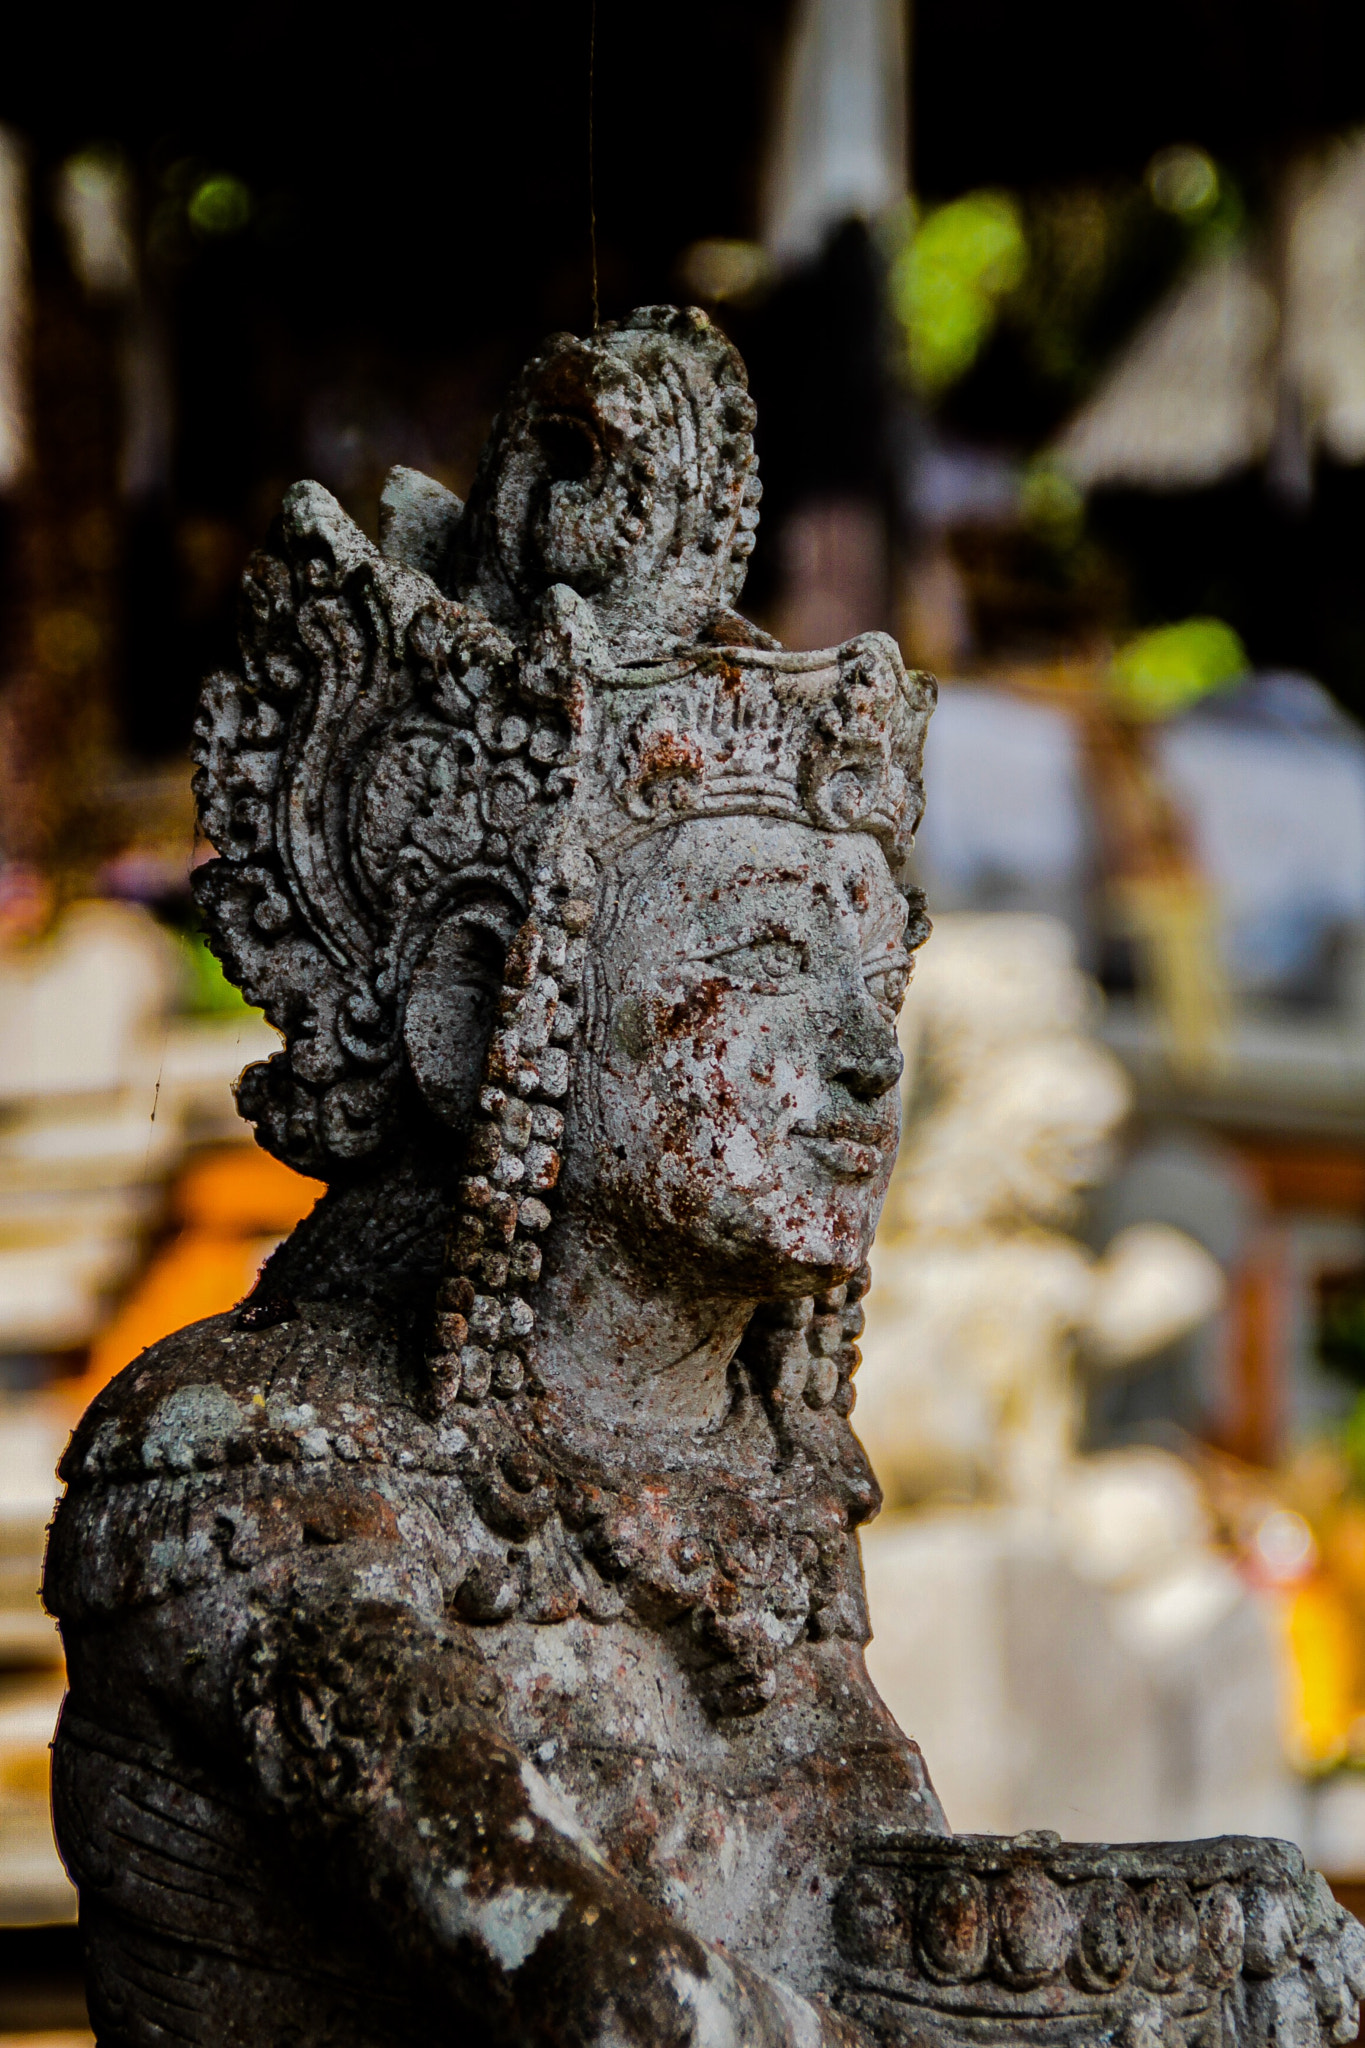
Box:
(192, 307, 935, 1410)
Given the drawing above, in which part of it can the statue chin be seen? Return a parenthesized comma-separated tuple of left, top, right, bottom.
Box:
(43, 306, 1365, 2048)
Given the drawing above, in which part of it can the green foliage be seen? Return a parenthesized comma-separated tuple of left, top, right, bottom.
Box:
(1344, 1394, 1365, 1493)
(1109, 618, 1249, 720)
(188, 174, 252, 237)
(1020, 462, 1086, 550)
(889, 193, 1028, 395)
(1146, 145, 1220, 220)
(178, 926, 259, 1018)
(894, 157, 1238, 435)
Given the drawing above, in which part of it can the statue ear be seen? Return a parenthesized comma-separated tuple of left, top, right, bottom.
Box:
(379, 466, 464, 585)
(403, 912, 508, 1133)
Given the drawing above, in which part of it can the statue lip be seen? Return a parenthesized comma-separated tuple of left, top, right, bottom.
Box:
(795, 1117, 894, 1180)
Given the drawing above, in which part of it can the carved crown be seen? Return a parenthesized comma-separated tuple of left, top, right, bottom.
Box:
(585, 635, 931, 869)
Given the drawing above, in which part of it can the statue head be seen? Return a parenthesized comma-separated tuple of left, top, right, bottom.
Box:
(191, 307, 935, 1409)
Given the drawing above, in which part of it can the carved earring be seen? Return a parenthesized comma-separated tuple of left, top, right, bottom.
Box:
(427, 889, 591, 1410)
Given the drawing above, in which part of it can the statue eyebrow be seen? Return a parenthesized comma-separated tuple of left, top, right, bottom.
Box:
(705, 865, 811, 897)
(685, 922, 809, 962)
(858, 894, 911, 958)
(862, 936, 912, 971)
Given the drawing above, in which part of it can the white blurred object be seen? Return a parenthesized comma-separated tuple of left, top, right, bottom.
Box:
(900, 910, 1094, 1074)
(0, 901, 177, 1101)
(0, 1097, 181, 1186)
(858, 917, 1280, 1843)
(761, 0, 908, 272)
(1054, 130, 1365, 493)
(53, 149, 136, 301)
(896, 1036, 1130, 1234)
(1085, 1222, 1226, 1366)
(859, 915, 1224, 1510)
(0, 900, 278, 1353)
(1282, 131, 1365, 466)
(862, 1511, 1017, 1828)
(1253, 1508, 1318, 1583)
(1056, 1448, 1213, 1588)
(864, 1499, 1300, 1844)
(858, 1230, 1097, 1507)
(0, 1239, 137, 1354)
(158, 1014, 281, 1144)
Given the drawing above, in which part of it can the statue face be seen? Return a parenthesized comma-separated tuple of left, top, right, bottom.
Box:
(573, 815, 910, 1292)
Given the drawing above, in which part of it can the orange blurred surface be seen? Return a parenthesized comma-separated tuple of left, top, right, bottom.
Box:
(74, 1150, 323, 1405)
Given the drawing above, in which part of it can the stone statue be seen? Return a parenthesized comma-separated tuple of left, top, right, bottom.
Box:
(43, 308, 1365, 2047)
(856, 911, 1224, 1512)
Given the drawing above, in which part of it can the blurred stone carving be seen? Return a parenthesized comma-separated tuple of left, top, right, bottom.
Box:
(41, 311, 1363, 2048)
(858, 915, 1298, 1847)
(858, 913, 1224, 1508)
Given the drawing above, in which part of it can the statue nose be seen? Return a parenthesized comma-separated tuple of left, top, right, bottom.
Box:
(831, 1028, 903, 1102)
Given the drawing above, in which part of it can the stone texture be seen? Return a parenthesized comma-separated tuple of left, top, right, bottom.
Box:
(41, 307, 1365, 2048)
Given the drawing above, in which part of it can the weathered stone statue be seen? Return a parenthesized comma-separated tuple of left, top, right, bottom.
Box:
(45, 308, 1365, 2047)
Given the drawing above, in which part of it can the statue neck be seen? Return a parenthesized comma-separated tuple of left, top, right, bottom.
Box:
(527, 1190, 757, 1441)
(258, 1153, 757, 1444)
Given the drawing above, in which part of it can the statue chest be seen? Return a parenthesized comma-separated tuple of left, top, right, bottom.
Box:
(479, 1613, 942, 1979)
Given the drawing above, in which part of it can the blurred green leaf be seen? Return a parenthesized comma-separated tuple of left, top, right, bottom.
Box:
(1344, 1392, 1365, 1493)
(1020, 461, 1086, 549)
(188, 174, 252, 237)
(1109, 617, 1249, 720)
(178, 927, 259, 1018)
(890, 192, 1028, 395)
(1146, 145, 1220, 220)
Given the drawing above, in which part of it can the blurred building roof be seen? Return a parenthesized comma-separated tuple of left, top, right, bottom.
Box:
(1056, 134, 1365, 494)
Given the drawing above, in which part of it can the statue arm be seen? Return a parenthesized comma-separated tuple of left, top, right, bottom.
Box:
(230, 1586, 847, 2048)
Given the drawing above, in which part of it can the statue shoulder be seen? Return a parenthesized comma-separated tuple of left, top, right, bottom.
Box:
(56, 1301, 434, 1492)
(45, 1302, 482, 1634)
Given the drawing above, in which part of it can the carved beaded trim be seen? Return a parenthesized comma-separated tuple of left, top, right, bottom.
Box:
(834, 1832, 1365, 2047)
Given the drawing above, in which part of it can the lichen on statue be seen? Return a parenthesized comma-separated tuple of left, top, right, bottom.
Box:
(43, 309, 1365, 2048)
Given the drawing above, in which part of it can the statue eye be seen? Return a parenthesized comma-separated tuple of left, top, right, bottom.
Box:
(865, 957, 911, 1016)
(711, 937, 808, 988)
(536, 414, 600, 483)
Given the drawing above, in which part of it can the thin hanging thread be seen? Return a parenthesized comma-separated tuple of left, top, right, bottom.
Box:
(588, 0, 599, 330)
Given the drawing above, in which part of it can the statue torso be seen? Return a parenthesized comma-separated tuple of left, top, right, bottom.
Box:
(45, 1300, 943, 2043)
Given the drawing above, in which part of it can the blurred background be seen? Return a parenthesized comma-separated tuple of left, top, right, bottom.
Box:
(6, 0, 1365, 2032)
